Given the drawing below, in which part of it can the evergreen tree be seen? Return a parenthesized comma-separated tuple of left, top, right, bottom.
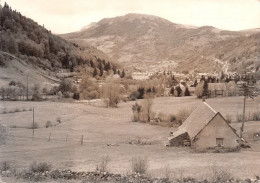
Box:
(202, 80, 208, 98)
(104, 62, 111, 71)
(176, 86, 182, 97)
(120, 69, 125, 78)
(194, 79, 198, 87)
(170, 87, 175, 95)
(90, 60, 95, 68)
(99, 62, 103, 76)
(113, 67, 117, 74)
(93, 67, 98, 77)
(137, 87, 145, 99)
(184, 87, 190, 96)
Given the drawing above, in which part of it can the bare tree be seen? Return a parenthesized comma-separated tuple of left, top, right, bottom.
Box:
(102, 84, 121, 107)
(141, 94, 153, 122)
(79, 77, 99, 100)
(132, 102, 142, 121)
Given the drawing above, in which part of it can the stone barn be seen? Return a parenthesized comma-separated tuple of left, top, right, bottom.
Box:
(168, 101, 239, 150)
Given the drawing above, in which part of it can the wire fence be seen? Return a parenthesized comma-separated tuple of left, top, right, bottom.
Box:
(7, 133, 118, 146)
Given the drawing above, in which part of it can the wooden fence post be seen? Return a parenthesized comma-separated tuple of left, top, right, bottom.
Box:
(80, 135, 83, 145)
(48, 132, 51, 142)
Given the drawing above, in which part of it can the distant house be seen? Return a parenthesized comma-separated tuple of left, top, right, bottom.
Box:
(188, 86, 196, 95)
(208, 83, 227, 97)
(131, 72, 148, 80)
(168, 101, 239, 150)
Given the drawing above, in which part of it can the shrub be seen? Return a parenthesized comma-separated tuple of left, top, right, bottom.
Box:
(28, 122, 39, 129)
(95, 155, 110, 173)
(14, 108, 21, 112)
(236, 114, 248, 122)
(29, 161, 52, 173)
(0, 124, 9, 145)
(73, 92, 80, 100)
(45, 121, 52, 128)
(225, 114, 233, 123)
(158, 113, 168, 122)
(176, 109, 191, 125)
(56, 117, 61, 124)
(252, 111, 260, 121)
(129, 91, 139, 101)
(131, 156, 148, 174)
(0, 161, 10, 171)
(209, 166, 232, 183)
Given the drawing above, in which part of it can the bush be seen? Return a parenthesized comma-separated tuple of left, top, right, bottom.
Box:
(45, 121, 52, 128)
(225, 114, 233, 123)
(236, 114, 244, 122)
(176, 109, 191, 125)
(252, 111, 260, 121)
(157, 113, 168, 122)
(29, 161, 52, 173)
(131, 156, 148, 174)
(0, 124, 9, 145)
(14, 108, 21, 112)
(0, 161, 10, 171)
(209, 166, 232, 183)
(28, 122, 39, 129)
(95, 155, 110, 173)
(129, 91, 139, 101)
(73, 92, 80, 100)
(169, 114, 177, 123)
(56, 117, 61, 124)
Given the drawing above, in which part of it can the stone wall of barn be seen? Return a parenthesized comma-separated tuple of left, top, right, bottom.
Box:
(191, 113, 239, 150)
(169, 132, 190, 146)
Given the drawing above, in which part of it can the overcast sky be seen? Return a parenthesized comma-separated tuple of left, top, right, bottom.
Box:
(2, 0, 260, 34)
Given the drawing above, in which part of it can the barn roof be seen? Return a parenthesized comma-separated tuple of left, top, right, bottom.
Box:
(169, 101, 218, 141)
(208, 83, 227, 91)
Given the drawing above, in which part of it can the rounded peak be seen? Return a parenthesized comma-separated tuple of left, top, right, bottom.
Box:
(98, 13, 173, 25)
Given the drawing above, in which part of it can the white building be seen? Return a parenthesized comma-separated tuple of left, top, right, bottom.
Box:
(131, 72, 153, 80)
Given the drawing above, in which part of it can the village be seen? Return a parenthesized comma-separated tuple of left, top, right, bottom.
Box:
(1, 1, 260, 182)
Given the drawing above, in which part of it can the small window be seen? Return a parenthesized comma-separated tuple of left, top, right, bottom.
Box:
(216, 138, 224, 147)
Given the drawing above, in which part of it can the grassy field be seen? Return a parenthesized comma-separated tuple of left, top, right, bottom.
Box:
(0, 96, 260, 180)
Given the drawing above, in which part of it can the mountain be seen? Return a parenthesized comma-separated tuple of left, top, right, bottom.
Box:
(61, 13, 260, 73)
(0, 3, 119, 87)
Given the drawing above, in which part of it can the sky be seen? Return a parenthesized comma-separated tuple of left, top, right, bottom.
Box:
(1, 0, 260, 34)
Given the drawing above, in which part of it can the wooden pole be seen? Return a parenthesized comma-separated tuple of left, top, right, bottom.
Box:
(32, 107, 34, 139)
(81, 135, 83, 145)
(26, 75, 28, 101)
(239, 94, 246, 148)
(48, 132, 51, 142)
(239, 83, 248, 149)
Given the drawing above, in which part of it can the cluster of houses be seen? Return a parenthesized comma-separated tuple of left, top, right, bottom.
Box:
(131, 71, 154, 80)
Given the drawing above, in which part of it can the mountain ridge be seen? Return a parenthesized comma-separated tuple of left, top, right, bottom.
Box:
(61, 13, 260, 73)
(0, 3, 120, 87)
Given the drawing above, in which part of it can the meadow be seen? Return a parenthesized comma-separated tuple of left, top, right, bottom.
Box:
(0, 96, 260, 181)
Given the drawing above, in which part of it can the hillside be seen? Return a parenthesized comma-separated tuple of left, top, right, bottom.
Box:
(61, 13, 260, 73)
(0, 3, 119, 87)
